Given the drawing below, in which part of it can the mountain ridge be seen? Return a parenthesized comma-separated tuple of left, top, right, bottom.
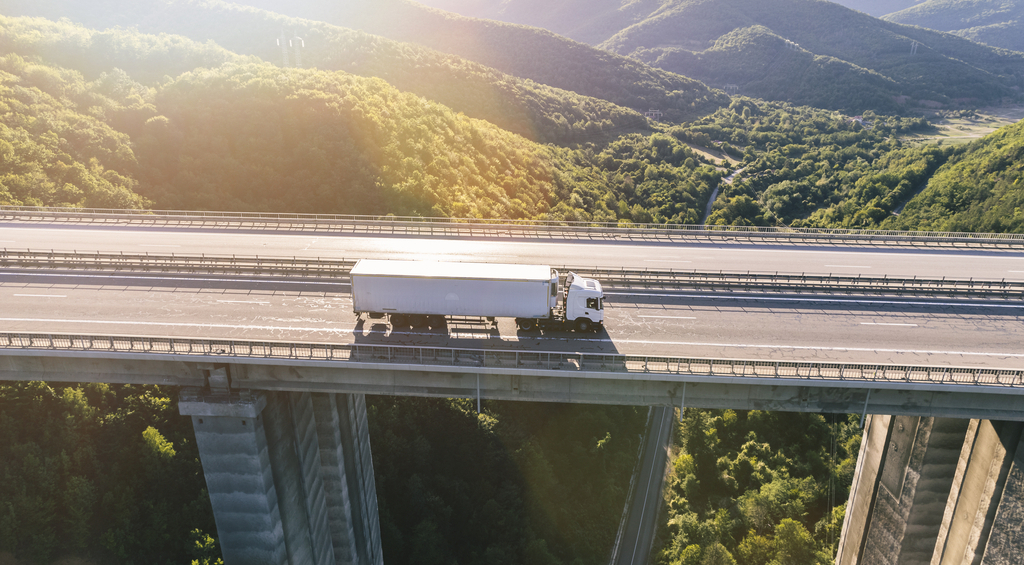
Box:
(882, 0, 1024, 53)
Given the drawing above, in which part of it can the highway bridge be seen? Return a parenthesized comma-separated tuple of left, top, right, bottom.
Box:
(3, 207, 1024, 564)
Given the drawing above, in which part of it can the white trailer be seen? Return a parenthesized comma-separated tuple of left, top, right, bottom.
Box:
(350, 259, 604, 332)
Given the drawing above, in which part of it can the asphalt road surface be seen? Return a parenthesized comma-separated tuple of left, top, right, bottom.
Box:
(2, 271, 1023, 368)
(4, 223, 1024, 280)
(613, 406, 674, 565)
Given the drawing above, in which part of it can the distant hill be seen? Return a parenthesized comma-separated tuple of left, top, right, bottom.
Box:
(366, 0, 1024, 113)
(630, 24, 905, 111)
(827, 0, 925, 17)
(405, 0, 659, 44)
(221, 0, 730, 123)
(597, 0, 1024, 112)
(882, 0, 1024, 53)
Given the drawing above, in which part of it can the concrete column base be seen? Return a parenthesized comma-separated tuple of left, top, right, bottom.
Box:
(836, 415, 1024, 564)
(180, 388, 383, 565)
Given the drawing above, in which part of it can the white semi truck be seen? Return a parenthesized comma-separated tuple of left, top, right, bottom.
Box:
(350, 259, 604, 332)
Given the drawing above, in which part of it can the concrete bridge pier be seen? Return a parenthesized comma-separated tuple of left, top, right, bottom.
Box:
(837, 414, 1024, 564)
(179, 378, 383, 565)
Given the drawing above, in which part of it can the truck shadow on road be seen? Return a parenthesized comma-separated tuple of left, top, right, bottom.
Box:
(351, 317, 622, 356)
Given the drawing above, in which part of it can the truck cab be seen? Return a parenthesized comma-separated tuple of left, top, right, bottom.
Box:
(563, 272, 604, 332)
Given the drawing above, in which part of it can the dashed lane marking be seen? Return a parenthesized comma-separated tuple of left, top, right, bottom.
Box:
(861, 322, 919, 327)
(12, 294, 66, 298)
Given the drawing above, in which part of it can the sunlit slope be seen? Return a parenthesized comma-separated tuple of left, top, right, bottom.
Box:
(0, 14, 724, 223)
(0, 5, 651, 145)
(221, 0, 731, 122)
(133, 63, 577, 217)
(0, 15, 250, 84)
(398, 0, 662, 45)
(886, 119, 1024, 233)
(0, 52, 148, 208)
(136, 63, 722, 222)
(883, 0, 1024, 53)
(599, 0, 1024, 111)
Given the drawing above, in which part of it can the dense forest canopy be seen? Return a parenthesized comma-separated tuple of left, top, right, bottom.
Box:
(654, 410, 861, 565)
(0, 52, 148, 208)
(0, 382, 217, 564)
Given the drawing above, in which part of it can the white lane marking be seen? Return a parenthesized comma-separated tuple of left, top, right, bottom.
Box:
(138, 244, 181, 247)
(825, 265, 871, 268)
(2, 317, 1023, 359)
(216, 300, 270, 304)
(0, 317, 353, 334)
(0, 272, 348, 286)
(13, 294, 66, 298)
(861, 322, 918, 327)
(605, 292, 1024, 309)
(639, 315, 696, 319)
(0, 240, 15, 243)
(1010, 271, 1024, 273)
(645, 260, 691, 263)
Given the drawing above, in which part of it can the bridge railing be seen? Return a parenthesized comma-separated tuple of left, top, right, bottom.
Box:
(3, 333, 1022, 389)
(4, 205, 1024, 247)
(3, 249, 1023, 298)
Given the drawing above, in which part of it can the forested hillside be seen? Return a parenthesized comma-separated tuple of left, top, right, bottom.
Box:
(0, 52, 149, 208)
(883, 0, 1024, 53)
(654, 98, 934, 227)
(633, 24, 905, 111)
(0, 7, 651, 146)
(884, 119, 1024, 232)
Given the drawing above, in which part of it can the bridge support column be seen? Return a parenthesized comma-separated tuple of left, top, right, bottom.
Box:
(836, 414, 1024, 564)
(180, 387, 383, 565)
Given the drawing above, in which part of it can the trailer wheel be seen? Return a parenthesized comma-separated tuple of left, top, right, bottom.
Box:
(518, 319, 536, 331)
(575, 318, 592, 333)
(390, 314, 407, 328)
(410, 314, 428, 328)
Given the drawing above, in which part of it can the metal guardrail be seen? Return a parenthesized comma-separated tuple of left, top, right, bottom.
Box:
(590, 268, 1024, 299)
(3, 249, 1022, 299)
(3, 206, 1024, 247)
(0, 249, 356, 278)
(2, 333, 1022, 389)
